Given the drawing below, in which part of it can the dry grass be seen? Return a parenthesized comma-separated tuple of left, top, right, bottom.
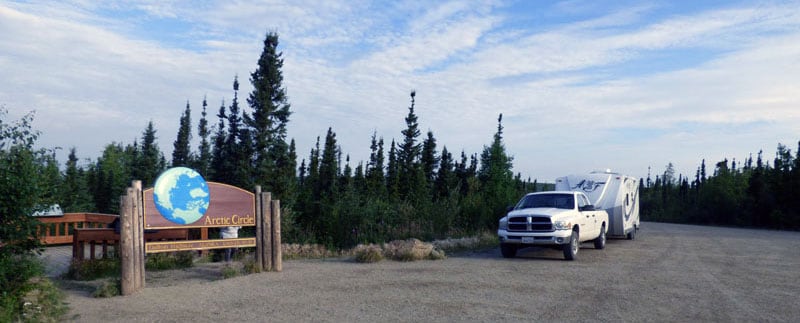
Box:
(431, 231, 498, 253)
(352, 239, 446, 263)
(353, 245, 384, 263)
(383, 238, 442, 261)
(281, 243, 342, 259)
(284, 233, 495, 263)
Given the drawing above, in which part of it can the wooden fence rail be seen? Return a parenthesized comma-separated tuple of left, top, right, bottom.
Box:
(72, 228, 190, 262)
(36, 213, 119, 245)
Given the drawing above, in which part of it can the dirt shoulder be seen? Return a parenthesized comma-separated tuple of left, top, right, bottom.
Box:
(61, 222, 800, 322)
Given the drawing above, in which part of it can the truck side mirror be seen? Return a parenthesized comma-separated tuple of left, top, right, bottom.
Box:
(506, 205, 515, 213)
(580, 205, 595, 211)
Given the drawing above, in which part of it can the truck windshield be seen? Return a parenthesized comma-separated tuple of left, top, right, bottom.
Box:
(515, 194, 574, 210)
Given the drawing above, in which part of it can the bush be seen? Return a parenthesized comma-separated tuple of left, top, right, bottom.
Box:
(19, 277, 68, 322)
(92, 279, 120, 298)
(64, 257, 119, 281)
(145, 251, 195, 270)
(221, 265, 238, 279)
(0, 254, 47, 321)
(383, 238, 445, 261)
(241, 258, 261, 274)
(353, 245, 384, 263)
(282, 243, 340, 259)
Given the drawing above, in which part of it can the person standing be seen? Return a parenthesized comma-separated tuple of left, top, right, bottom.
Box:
(220, 226, 241, 262)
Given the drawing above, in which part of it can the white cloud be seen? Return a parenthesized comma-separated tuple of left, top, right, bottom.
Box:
(2, 0, 800, 182)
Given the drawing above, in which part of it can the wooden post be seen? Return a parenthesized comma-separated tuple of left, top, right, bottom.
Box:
(133, 180, 145, 289)
(199, 228, 208, 257)
(262, 192, 272, 271)
(271, 199, 282, 272)
(126, 187, 141, 292)
(120, 191, 134, 295)
(254, 186, 263, 272)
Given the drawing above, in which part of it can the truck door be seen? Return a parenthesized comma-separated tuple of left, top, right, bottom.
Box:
(577, 193, 597, 237)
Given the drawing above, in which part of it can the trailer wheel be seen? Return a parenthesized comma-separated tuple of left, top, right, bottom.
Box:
(563, 230, 579, 260)
(627, 227, 636, 240)
(500, 243, 517, 258)
(594, 224, 606, 249)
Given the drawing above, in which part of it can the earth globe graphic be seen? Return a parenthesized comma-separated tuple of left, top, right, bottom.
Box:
(153, 167, 210, 225)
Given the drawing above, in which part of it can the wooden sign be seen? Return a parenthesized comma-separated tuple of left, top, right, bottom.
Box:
(146, 237, 257, 253)
(144, 182, 256, 229)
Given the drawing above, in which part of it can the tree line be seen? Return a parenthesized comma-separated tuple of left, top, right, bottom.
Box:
(641, 143, 800, 230)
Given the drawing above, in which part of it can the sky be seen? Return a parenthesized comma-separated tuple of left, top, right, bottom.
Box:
(2, 0, 800, 183)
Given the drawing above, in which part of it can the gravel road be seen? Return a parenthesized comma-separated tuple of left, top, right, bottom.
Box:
(62, 222, 800, 322)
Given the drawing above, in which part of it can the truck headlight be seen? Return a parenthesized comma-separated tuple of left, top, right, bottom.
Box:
(553, 220, 572, 230)
(499, 217, 508, 230)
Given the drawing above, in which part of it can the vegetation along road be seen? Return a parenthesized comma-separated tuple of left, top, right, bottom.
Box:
(64, 222, 800, 322)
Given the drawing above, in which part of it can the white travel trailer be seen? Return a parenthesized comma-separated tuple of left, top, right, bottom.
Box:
(555, 170, 640, 239)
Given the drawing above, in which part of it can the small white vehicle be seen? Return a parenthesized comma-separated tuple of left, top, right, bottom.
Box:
(498, 191, 608, 260)
(555, 170, 640, 239)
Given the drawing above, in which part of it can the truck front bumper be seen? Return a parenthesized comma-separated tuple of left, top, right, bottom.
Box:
(497, 229, 573, 245)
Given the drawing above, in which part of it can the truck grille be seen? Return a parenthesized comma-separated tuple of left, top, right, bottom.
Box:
(508, 216, 552, 232)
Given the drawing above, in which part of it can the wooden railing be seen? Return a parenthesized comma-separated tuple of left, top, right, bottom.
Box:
(36, 213, 119, 245)
(72, 228, 189, 261)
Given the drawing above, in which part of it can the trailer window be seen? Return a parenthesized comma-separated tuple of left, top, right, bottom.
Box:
(626, 194, 629, 206)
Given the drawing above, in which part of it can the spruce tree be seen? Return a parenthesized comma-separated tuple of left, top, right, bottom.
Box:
(62, 147, 93, 212)
(93, 143, 133, 213)
(277, 138, 299, 208)
(210, 100, 228, 182)
(420, 130, 438, 187)
(434, 146, 455, 199)
(354, 161, 366, 194)
(137, 121, 164, 187)
(478, 114, 515, 228)
(319, 128, 339, 199)
(296, 137, 321, 232)
(455, 150, 469, 196)
(172, 101, 192, 167)
(366, 132, 386, 197)
(397, 91, 424, 200)
(37, 151, 62, 207)
(246, 31, 292, 196)
(386, 139, 400, 199)
(224, 76, 254, 188)
(194, 97, 212, 177)
(340, 155, 353, 193)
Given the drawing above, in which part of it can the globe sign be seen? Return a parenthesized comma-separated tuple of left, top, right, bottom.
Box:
(153, 167, 210, 225)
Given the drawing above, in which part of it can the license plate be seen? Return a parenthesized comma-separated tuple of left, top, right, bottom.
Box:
(521, 237, 534, 243)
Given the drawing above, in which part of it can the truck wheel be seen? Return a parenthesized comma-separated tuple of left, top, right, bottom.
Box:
(593, 224, 606, 249)
(627, 227, 636, 240)
(563, 230, 579, 260)
(500, 243, 517, 258)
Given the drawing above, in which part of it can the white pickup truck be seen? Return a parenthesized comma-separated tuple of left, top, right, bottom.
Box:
(497, 191, 609, 260)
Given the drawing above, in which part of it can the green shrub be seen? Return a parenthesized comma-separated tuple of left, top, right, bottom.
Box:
(242, 260, 261, 274)
(221, 265, 238, 279)
(92, 279, 120, 298)
(0, 276, 68, 323)
(64, 257, 120, 281)
(146, 251, 195, 271)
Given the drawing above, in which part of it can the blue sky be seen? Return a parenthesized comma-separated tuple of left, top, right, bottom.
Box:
(2, 0, 799, 182)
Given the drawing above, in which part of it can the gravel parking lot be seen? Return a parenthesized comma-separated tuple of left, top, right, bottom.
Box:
(63, 222, 800, 322)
